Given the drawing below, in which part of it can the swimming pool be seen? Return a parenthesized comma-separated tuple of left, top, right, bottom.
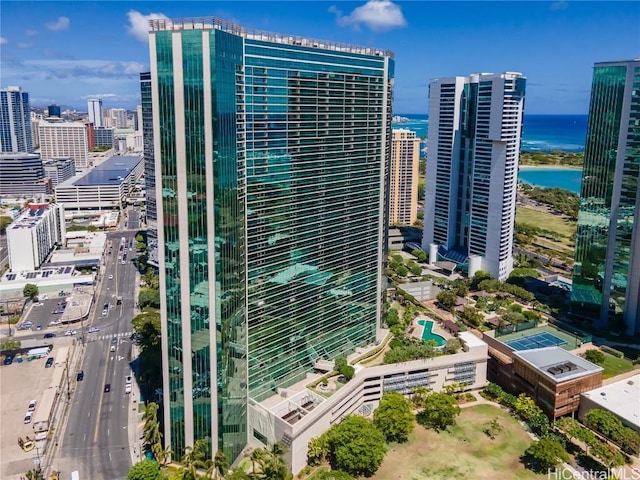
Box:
(416, 319, 446, 347)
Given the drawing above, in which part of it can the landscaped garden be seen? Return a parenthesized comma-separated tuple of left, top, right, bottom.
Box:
(370, 403, 547, 480)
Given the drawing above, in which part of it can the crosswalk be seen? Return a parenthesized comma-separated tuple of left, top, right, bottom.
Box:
(89, 331, 134, 341)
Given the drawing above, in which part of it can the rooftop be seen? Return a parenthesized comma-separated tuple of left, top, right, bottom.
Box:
(8, 204, 59, 231)
(513, 347, 603, 383)
(581, 374, 640, 430)
(148, 16, 393, 58)
(58, 155, 142, 187)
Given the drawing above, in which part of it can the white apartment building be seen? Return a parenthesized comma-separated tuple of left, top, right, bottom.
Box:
(7, 203, 66, 272)
(107, 108, 128, 128)
(87, 99, 104, 127)
(423, 72, 526, 280)
(38, 122, 90, 170)
(43, 158, 76, 188)
(390, 129, 420, 225)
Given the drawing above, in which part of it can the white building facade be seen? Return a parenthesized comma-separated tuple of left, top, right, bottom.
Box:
(43, 158, 76, 188)
(423, 72, 526, 280)
(38, 122, 90, 170)
(7, 203, 66, 272)
(87, 99, 104, 128)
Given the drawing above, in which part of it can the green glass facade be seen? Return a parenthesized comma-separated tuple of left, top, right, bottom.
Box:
(571, 60, 640, 335)
(151, 19, 393, 463)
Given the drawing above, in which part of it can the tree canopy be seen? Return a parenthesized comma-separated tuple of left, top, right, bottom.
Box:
(373, 392, 415, 443)
(23, 283, 39, 300)
(415, 392, 460, 432)
(126, 459, 162, 480)
(523, 438, 569, 473)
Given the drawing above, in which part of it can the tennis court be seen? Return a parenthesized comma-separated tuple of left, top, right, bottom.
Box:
(505, 331, 568, 351)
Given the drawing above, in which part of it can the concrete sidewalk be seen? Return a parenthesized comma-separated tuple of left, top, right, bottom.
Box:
(128, 342, 144, 467)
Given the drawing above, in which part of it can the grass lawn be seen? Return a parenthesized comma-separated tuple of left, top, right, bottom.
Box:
(516, 206, 576, 248)
(370, 404, 550, 480)
(600, 353, 638, 379)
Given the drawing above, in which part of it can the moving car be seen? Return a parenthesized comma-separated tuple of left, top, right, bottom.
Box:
(44, 333, 56, 339)
(111, 336, 118, 344)
(110, 345, 116, 352)
(87, 327, 100, 333)
(64, 330, 77, 336)
(76, 370, 84, 381)
(108, 274, 113, 280)
(28, 400, 36, 412)
(104, 384, 111, 393)
(24, 412, 33, 424)
(45, 357, 54, 368)
(49, 320, 61, 326)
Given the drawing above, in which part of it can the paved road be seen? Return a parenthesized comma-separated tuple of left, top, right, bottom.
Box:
(54, 232, 140, 480)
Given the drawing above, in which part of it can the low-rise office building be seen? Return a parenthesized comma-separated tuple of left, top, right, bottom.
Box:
(0, 266, 93, 301)
(54, 155, 143, 210)
(579, 373, 640, 433)
(6, 203, 66, 272)
(250, 331, 488, 473)
(43, 158, 75, 188)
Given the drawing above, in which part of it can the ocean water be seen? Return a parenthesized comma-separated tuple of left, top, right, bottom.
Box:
(518, 168, 582, 194)
(393, 113, 587, 192)
(392, 113, 588, 153)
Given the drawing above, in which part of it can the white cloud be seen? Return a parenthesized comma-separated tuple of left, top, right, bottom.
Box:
(80, 92, 140, 103)
(0, 37, 8, 45)
(25, 29, 38, 36)
(329, 0, 407, 32)
(1, 58, 148, 82)
(126, 10, 169, 42)
(550, 1, 568, 10)
(46, 16, 70, 32)
(17, 42, 34, 48)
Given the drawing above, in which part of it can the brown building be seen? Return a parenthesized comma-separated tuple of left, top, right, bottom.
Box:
(389, 129, 420, 225)
(511, 347, 603, 420)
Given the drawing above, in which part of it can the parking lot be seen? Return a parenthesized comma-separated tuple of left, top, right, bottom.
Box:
(0, 340, 75, 479)
(18, 297, 69, 333)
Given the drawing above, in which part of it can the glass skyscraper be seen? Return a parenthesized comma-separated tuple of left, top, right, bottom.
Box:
(149, 17, 394, 462)
(571, 59, 640, 336)
(0, 86, 34, 153)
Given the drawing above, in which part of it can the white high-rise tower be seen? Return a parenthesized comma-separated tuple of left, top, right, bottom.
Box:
(87, 98, 103, 127)
(423, 72, 526, 280)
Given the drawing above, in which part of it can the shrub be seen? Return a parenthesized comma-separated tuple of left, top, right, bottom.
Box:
(600, 345, 624, 359)
(583, 349, 605, 365)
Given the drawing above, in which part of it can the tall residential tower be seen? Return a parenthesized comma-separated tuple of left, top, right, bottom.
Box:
(571, 59, 640, 335)
(389, 129, 420, 225)
(149, 17, 393, 462)
(87, 98, 104, 127)
(422, 72, 526, 281)
(0, 86, 34, 153)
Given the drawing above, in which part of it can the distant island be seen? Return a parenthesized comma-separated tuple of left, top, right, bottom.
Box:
(520, 150, 583, 167)
(392, 115, 410, 123)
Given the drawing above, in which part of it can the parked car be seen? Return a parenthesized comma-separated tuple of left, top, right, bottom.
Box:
(44, 333, 56, 339)
(45, 357, 54, 368)
(76, 370, 84, 381)
(28, 400, 36, 412)
(36, 325, 42, 331)
(3, 354, 16, 365)
(104, 384, 111, 393)
(125, 376, 132, 385)
(49, 320, 61, 326)
(125, 384, 132, 394)
(24, 412, 33, 424)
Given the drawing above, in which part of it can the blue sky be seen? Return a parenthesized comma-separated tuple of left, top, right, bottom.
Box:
(1, 1, 638, 114)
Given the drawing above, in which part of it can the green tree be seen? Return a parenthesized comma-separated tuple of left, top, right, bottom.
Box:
(470, 270, 494, 290)
(386, 308, 400, 328)
(409, 263, 422, 276)
(181, 439, 211, 480)
(23, 283, 38, 300)
(483, 418, 503, 440)
(451, 279, 469, 298)
(412, 249, 427, 262)
(0, 216, 12, 233)
(444, 338, 461, 354)
(310, 471, 354, 480)
(339, 365, 355, 381)
(0, 340, 21, 352)
(513, 394, 542, 423)
(589, 439, 625, 468)
(436, 291, 457, 311)
(584, 409, 625, 440)
(127, 459, 162, 480)
(334, 356, 347, 372)
(415, 392, 461, 431)
(133, 309, 163, 389)
(307, 433, 330, 466)
(373, 391, 415, 443)
(139, 288, 160, 308)
(325, 416, 387, 477)
(523, 438, 569, 473)
(396, 265, 409, 277)
(459, 306, 484, 326)
(226, 469, 251, 480)
(584, 349, 605, 365)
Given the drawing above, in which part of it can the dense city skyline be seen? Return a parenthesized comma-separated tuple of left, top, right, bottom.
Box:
(1, 1, 638, 114)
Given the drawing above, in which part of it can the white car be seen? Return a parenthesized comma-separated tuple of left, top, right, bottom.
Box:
(41, 295, 49, 300)
(125, 376, 132, 385)
(108, 274, 113, 279)
(87, 327, 100, 333)
(24, 412, 33, 424)
(125, 384, 132, 394)
(110, 345, 116, 352)
(34, 302, 43, 306)
(28, 400, 37, 412)
(49, 320, 61, 326)
(64, 330, 77, 336)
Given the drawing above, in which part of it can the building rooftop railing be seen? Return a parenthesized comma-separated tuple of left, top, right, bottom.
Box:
(148, 16, 394, 58)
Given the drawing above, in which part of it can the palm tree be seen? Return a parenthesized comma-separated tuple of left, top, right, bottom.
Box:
(208, 450, 229, 479)
(249, 448, 270, 478)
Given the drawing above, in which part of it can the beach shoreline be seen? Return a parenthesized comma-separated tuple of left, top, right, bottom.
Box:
(519, 164, 582, 170)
